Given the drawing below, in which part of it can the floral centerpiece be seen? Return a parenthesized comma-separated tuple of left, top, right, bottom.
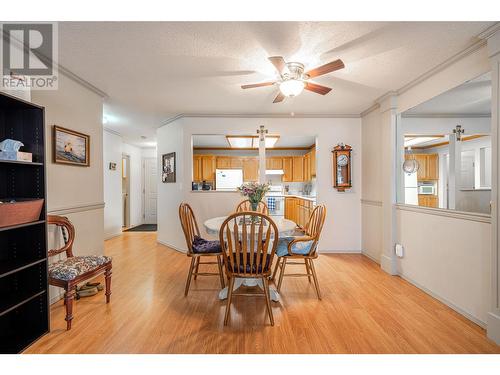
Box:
(237, 182, 270, 211)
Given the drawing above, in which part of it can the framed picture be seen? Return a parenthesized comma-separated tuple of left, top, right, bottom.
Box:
(53, 125, 90, 166)
(162, 152, 176, 183)
(109, 162, 117, 170)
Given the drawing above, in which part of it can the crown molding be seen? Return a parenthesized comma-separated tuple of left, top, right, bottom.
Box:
(160, 112, 361, 126)
(360, 103, 380, 117)
(103, 127, 122, 137)
(477, 22, 500, 40)
(2, 27, 109, 98)
(401, 113, 491, 119)
(360, 24, 494, 117)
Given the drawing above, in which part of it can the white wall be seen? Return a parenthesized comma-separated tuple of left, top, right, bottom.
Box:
(361, 44, 492, 326)
(396, 208, 490, 325)
(122, 143, 144, 228)
(157, 116, 362, 253)
(361, 109, 383, 262)
(31, 73, 104, 304)
(103, 130, 123, 239)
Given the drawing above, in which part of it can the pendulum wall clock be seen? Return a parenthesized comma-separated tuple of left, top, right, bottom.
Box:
(332, 143, 352, 192)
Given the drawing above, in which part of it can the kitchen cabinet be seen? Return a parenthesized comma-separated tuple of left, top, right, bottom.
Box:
(201, 155, 216, 182)
(310, 147, 316, 177)
(216, 156, 243, 169)
(282, 157, 293, 182)
(304, 153, 311, 182)
(410, 153, 439, 181)
(285, 196, 314, 228)
(266, 157, 283, 170)
(230, 157, 243, 168)
(418, 194, 438, 208)
(216, 157, 231, 169)
(292, 156, 305, 182)
(243, 157, 259, 182)
(193, 155, 202, 182)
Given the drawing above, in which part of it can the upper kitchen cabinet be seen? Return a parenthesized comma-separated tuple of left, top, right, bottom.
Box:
(193, 155, 202, 182)
(242, 157, 259, 182)
(282, 157, 293, 182)
(310, 147, 316, 177)
(410, 153, 438, 181)
(216, 156, 232, 169)
(201, 155, 216, 181)
(266, 157, 283, 170)
(292, 156, 304, 182)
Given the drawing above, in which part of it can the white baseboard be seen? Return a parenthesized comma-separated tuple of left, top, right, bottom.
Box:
(319, 249, 362, 254)
(157, 239, 187, 253)
(487, 312, 500, 344)
(381, 254, 398, 275)
(399, 273, 486, 329)
(104, 232, 122, 240)
(362, 251, 381, 264)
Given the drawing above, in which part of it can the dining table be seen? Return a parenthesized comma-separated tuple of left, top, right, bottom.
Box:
(204, 215, 297, 302)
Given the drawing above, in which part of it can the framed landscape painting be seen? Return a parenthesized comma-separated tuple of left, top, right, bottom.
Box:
(162, 152, 176, 183)
(53, 125, 90, 166)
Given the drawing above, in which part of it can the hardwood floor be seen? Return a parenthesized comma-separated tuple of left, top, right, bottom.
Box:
(25, 232, 500, 354)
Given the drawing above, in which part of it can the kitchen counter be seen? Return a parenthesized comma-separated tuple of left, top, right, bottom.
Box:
(267, 194, 317, 202)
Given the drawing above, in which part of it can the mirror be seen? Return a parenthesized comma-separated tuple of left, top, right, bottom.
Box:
(397, 72, 491, 214)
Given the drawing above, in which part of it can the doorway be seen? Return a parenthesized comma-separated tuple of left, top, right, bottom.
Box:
(122, 154, 131, 229)
(143, 157, 158, 224)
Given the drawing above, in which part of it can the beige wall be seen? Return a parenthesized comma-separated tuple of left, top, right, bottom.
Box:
(360, 44, 492, 325)
(31, 73, 104, 303)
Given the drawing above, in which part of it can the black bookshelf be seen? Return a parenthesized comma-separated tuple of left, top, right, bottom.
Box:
(0, 92, 49, 353)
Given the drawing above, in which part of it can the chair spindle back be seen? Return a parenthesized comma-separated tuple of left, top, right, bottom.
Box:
(220, 211, 278, 277)
(179, 203, 201, 255)
(235, 200, 269, 214)
(48, 215, 75, 258)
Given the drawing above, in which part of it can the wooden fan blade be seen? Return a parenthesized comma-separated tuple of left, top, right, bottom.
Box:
(273, 92, 285, 103)
(268, 56, 286, 74)
(306, 59, 344, 78)
(241, 81, 276, 89)
(305, 82, 332, 95)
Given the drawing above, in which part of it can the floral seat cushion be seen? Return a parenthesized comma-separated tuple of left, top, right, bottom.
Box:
(192, 235, 222, 254)
(49, 255, 112, 281)
(276, 236, 315, 257)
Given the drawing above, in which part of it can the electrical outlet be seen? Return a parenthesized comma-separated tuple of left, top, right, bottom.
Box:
(395, 244, 404, 258)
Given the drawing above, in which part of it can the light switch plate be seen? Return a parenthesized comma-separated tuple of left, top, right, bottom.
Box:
(395, 244, 404, 258)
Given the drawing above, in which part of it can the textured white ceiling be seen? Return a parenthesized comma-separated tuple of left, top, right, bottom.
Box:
(193, 134, 315, 148)
(405, 72, 491, 116)
(57, 22, 494, 146)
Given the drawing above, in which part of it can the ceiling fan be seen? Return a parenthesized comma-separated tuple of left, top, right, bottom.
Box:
(241, 56, 345, 103)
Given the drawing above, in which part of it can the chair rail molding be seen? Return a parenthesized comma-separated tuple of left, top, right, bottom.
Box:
(487, 27, 500, 344)
(48, 202, 105, 216)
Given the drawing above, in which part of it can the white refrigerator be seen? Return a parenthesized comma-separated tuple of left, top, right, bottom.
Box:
(216, 169, 243, 191)
(404, 172, 418, 205)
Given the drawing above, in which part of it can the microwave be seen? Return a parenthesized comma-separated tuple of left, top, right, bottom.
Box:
(418, 185, 435, 195)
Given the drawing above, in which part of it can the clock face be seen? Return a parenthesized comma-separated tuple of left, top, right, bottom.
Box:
(337, 154, 349, 167)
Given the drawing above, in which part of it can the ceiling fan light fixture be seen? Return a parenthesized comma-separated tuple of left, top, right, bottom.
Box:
(279, 79, 305, 97)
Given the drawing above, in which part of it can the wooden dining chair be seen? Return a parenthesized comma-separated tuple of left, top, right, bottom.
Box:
(48, 215, 112, 330)
(219, 211, 279, 326)
(272, 204, 326, 300)
(179, 203, 225, 296)
(235, 199, 269, 214)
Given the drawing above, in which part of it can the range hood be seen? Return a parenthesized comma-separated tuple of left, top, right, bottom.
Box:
(265, 169, 284, 175)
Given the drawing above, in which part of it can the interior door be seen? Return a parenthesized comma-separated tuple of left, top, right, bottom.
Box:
(144, 157, 158, 224)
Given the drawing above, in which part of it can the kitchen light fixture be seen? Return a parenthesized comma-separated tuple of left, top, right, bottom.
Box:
(226, 135, 280, 149)
(403, 135, 443, 148)
(453, 125, 465, 141)
(279, 79, 305, 97)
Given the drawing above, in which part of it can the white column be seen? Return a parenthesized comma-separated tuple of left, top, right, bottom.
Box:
(379, 93, 398, 275)
(487, 29, 500, 344)
(259, 135, 266, 184)
(448, 134, 461, 210)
